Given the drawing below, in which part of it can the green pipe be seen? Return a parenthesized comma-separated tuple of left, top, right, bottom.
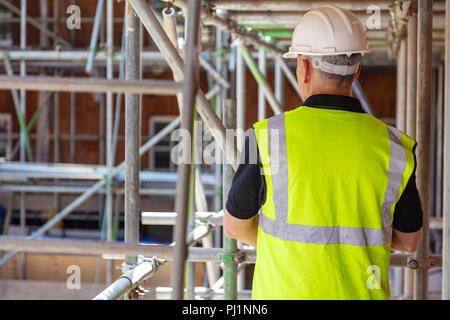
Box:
(222, 99, 237, 300)
(15, 106, 33, 162)
(368, 40, 389, 47)
(3, 56, 33, 161)
(239, 43, 283, 114)
(184, 110, 197, 300)
(26, 91, 52, 133)
(243, 23, 288, 30)
(261, 29, 293, 38)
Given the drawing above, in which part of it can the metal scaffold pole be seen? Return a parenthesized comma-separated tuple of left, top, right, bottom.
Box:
(414, 0, 433, 300)
(274, 56, 285, 111)
(86, 0, 105, 73)
(405, 10, 418, 301)
(19, 0, 27, 281)
(442, 0, 450, 301)
(257, 47, 266, 121)
(236, 42, 246, 150)
(105, 0, 114, 286)
(406, 13, 418, 139)
(124, 0, 141, 268)
(222, 99, 238, 300)
(170, 0, 201, 300)
(396, 38, 407, 132)
(213, 27, 223, 250)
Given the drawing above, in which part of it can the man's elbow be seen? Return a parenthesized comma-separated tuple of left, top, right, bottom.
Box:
(392, 227, 423, 253)
(223, 226, 237, 239)
(402, 243, 419, 254)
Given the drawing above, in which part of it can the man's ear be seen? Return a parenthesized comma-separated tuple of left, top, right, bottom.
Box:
(353, 64, 361, 82)
(301, 58, 311, 84)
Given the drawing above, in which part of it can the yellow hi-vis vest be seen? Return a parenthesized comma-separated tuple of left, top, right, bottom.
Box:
(251, 105, 416, 300)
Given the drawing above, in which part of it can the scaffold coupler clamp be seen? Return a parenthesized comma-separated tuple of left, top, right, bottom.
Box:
(138, 255, 167, 272)
(407, 255, 431, 270)
(221, 251, 245, 264)
(120, 261, 135, 274)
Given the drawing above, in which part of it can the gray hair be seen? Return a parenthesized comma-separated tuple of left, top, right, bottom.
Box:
(316, 54, 362, 87)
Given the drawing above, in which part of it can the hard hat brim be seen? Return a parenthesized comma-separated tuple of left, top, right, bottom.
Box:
(282, 49, 371, 59)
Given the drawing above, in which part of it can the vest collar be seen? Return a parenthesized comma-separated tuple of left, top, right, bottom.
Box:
(302, 94, 366, 113)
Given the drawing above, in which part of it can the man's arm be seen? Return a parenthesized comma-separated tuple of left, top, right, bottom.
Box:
(224, 131, 264, 248)
(391, 228, 422, 253)
(224, 210, 259, 247)
(391, 171, 423, 253)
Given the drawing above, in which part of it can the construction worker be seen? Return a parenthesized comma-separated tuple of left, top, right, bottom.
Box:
(223, 5, 423, 300)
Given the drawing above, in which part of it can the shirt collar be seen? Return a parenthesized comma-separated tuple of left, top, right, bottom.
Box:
(302, 94, 366, 113)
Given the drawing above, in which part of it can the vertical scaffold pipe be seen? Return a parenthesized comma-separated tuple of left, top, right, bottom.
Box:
(86, 0, 105, 73)
(274, 57, 285, 112)
(19, 0, 27, 281)
(404, 12, 418, 301)
(396, 38, 407, 132)
(105, 0, 114, 285)
(414, 0, 432, 300)
(406, 14, 418, 138)
(257, 47, 267, 121)
(222, 99, 237, 300)
(442, 0, 450, 301)
(171, 0, 201, 300)
(236, 43, 246, 151)
(124, 0, 141, 267)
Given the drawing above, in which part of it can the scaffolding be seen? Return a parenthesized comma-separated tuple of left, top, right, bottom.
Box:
(0, 0, 448, 300)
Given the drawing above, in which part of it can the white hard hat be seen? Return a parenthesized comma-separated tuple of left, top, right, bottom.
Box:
(283, 5, 370, 59)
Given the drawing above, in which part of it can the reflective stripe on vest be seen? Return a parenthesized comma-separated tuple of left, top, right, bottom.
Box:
(254, 113, 408, 246)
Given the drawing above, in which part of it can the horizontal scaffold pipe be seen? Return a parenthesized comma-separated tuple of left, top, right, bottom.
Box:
(208, 0, 395, 12)
(141, 211, 223, 226)
(0, 75, 182, 95)
(0, 237, 257, 263)
(0, 184, 216, 196)
(0, 50, 274, 64)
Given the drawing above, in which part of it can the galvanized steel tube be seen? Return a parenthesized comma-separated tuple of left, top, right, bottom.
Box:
(86, 0, 105, 73)
(414, 0, 433, 300)
(222, 99, 237, 300)
(406, 14, 418, 138)
(442, 0, 450, 301)
(170, 0, 201, 300)
(257, 47, 267, 121)
(396, 38, 407, 132)
(124, 1, 141, 267)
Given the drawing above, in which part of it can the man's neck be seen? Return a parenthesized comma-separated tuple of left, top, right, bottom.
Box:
(309, 86, 352, 97)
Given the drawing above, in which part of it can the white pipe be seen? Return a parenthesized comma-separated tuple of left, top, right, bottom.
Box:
(236, 45, 246, 150)
(257, 47, 267, 121)
(85, 0, 105, 73)
(93, 260, 157, 300)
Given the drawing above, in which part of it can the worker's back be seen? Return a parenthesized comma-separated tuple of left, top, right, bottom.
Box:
(251, 103, 416, 299)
